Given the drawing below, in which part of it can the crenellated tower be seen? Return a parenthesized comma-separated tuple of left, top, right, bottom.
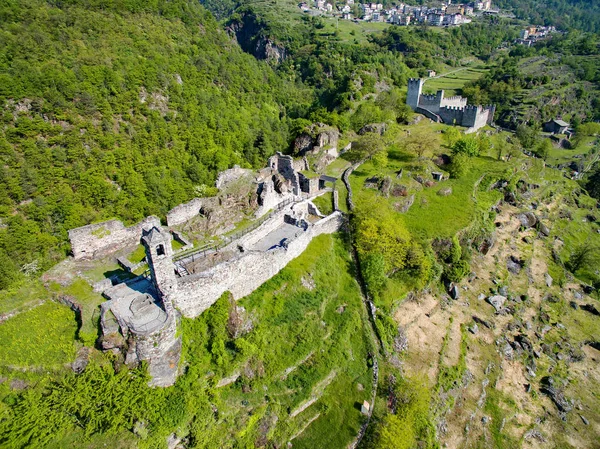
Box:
(407, 78, 424, 110)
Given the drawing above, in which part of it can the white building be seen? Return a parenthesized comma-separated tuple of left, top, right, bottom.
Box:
(427, 12, 444, 26)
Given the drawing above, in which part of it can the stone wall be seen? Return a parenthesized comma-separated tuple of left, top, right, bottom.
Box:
(440, 94, 468, 109)
(166, 197, 204, 227)
(407, 78, 423, 110)
(418, 91, 443, 113)
(438, 106, 464, 126)
(69, 216, 160, 260)
(415, 107, 441, 122)
(215, 165, 253, 190)
(173, 212, 344, 318)
(256, 178, 294, 217)
(462, 105, 494, 131)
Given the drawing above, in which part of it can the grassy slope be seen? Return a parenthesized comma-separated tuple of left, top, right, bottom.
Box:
(422, 67, 489, 97)
(349, 122, 600, 448)
(204, 233, 373, 447)
(0, 233, 372, 448)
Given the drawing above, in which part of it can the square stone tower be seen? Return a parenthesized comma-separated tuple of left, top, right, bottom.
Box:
(142, 227, 177, 314)
(407, 78, 424, 110)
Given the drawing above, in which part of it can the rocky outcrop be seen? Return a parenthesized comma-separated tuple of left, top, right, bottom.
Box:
(293, 123, 339, 155)
(486, 295, 507, 312)
(292, 123, 340, 172)
(226, 11, 287, 64)
(359, 123, 387, 135)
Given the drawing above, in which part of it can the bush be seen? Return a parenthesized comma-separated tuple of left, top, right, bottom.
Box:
(452, 136, 480, 157)
(448, 153, 472, 178)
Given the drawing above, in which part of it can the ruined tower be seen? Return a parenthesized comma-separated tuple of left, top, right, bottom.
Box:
(407, 78, 424, 110)
(142, 226, 177, 314)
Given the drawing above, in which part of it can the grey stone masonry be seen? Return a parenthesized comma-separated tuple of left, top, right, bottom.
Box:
(407, 78, 494, 132)
(69, 216, 160, 260)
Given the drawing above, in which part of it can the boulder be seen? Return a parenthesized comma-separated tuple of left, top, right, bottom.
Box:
(518, 212, 538, 228)
(538, 222, 550, 237)
(486, 295, 507, 312)
(359, 123, 387, 135)
(582, 304, 600, 316)
(540, 376, 573, 414)
(545, 273, 553, 287)
(449, 284, 460, 300)
(504, 191, 517, 205)
(507, 256, 522, 275)
(395, 194, 415, 213)
(438, 186, 452, 196)
(473, 315, 493, 329)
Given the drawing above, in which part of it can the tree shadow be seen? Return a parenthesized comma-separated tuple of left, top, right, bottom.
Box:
(388, 148, 414, 163)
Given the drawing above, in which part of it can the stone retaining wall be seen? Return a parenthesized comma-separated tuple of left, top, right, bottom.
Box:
(68, 216, 160, 260)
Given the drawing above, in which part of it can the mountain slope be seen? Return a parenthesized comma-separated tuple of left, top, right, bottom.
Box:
(0, 0, 312, 288)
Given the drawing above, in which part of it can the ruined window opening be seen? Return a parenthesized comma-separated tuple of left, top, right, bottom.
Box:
(157, 244, 165, 256)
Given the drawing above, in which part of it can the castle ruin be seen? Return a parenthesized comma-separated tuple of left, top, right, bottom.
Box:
(406, 78, 495, 132)
(72, 152, 343, 386)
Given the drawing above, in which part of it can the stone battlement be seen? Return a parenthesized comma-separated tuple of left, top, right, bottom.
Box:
(406, 78, 494, 132)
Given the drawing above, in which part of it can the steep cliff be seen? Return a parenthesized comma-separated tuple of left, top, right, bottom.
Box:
(226, 10, 288, 63)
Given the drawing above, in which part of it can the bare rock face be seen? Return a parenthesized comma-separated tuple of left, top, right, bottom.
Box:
(507, 255, 522, 274)
(216, 165, 253, 190)
(395, 194, 415, 213)
(293, 123, 339, 155)
(293, 133, 313, 155)
(72, 347, 91, 374)
(448, 284, 460, 299)
(272, 173, 290, 194)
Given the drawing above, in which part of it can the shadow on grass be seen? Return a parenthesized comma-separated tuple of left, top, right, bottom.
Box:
(104, 268, 137, 283)
(388, 148, 415, 163)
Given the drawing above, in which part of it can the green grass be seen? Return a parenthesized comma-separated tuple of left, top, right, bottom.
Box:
(316, 18, 390, 44)
(324, 157, 351, 177)
(62, 279, 106, 345)
(180, 233, 374, 447)
(127, 245, 146, 264)
(312, 192, 334, 216)
(0, 301, 77, 369)
(0, 281, 49, 315)
(546, 137, 596, 165)
(171, 238, 185, 251)
(422, 67, 488, 96)
(83, 261, 123, 283)
(350, 134, 507, 241)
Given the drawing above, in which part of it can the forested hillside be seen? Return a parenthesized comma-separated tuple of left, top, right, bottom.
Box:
(496, 0, 600, 32)
(0, 0, 313, 289)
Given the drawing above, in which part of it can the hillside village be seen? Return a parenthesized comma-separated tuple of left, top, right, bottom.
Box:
(300, 0, 495, 25)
